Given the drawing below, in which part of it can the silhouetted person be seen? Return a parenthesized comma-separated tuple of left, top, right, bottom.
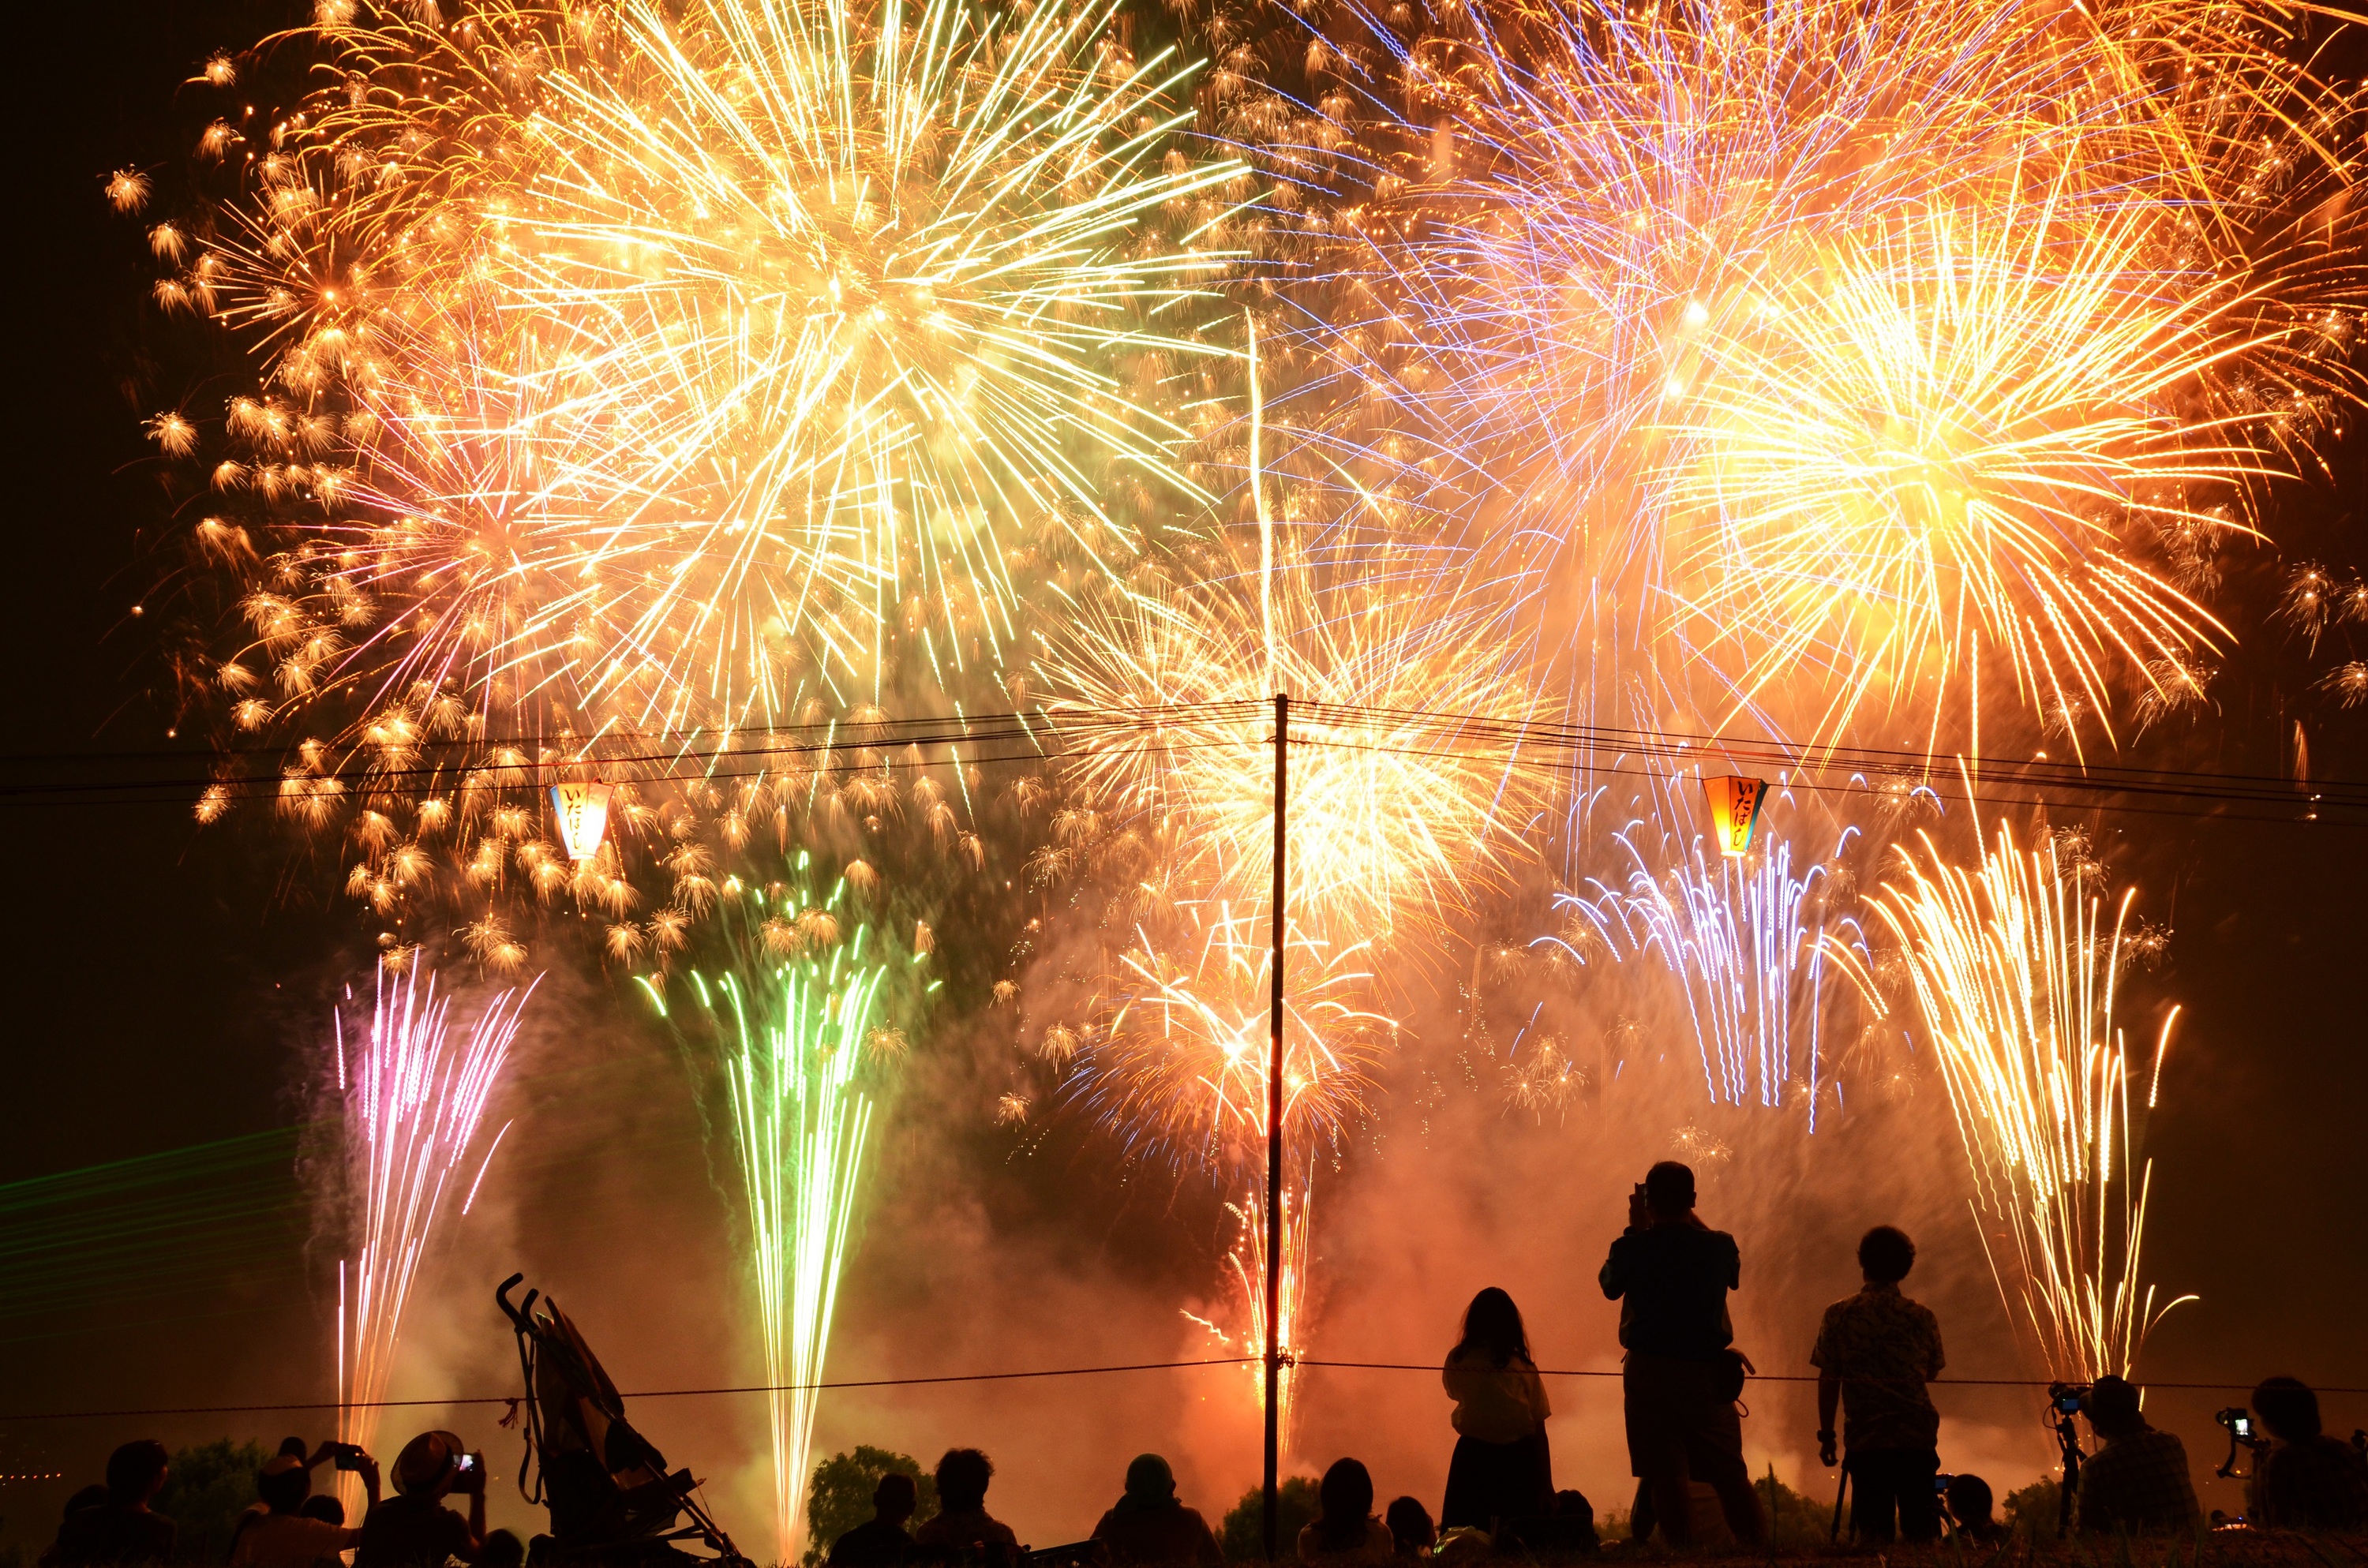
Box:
(831, 1472, 920, 1568)
(475, 1532, 525, 1568)
(1440, 1288, 1553, 1530)
(1382, 1498, 1434, 1559)
(233, 1444, 380, 1568)
(1598, 1162, 1764, 1549)
(44, 1441, 175, 1566)
(356, 1431, 486, 1568)
(233, 1442, 317, 1546)
(2076, 1376, 2199, 1536)
(2248, 1377, 2368, 1529)
(1090, 1454, 1221, 1568)
(1943, 1476, 2003, 1544)
(299, 1498, 347, 1528)
(1812, 1226, 1945, 1542)
(1298, 1461, 1392, 1567)
(914, 1450, 1018, 1559)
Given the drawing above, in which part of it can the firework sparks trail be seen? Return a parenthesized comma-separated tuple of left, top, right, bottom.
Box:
(1071, 902, 1392, 1169)
(168, 0, 1243, 747)
(1564, 813, 1864, 1125)
(1043, 554, 1538, 945)
(1058, 896, 1384, 1442)
(1868, 821, 2193, 1379)
(335, 961, 536, 1500)
(642, 872, 905, 1563)
(1660, 179, 2297, 749)
(1186, 1167, 1314, 1456)
(1288, 0, 2362, 750)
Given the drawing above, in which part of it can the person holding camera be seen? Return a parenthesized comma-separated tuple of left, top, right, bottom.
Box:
(2246, 1376, 2368, 1529)
(1597, 1161, 1764, 1550)
(356, 1432, 486, 1568)
(2074, 1376, 2199, 1536)
(231, 1446, 380, 1568)
(1810, 1226, 1946, 1543)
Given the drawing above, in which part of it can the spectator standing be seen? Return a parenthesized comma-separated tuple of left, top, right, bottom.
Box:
(43, 1442, 176, 1567)
(1597, 1162, 1764, 1549)
(1811, 1226, 1946, 1542)
(232, 1446, 380, 1568)
(355, 1431, 486, 1568)
(1297, 1461, 1392, 1568)
(2075, 1377, 2199, 1536)
(1439, 1288, 1553, 1530)
(2248, 1377, 2368, 1530)
(830, 1472, 920, 1568)
(913, 1450, 1019, 1559)
(1090, 1454, 1222, 1568)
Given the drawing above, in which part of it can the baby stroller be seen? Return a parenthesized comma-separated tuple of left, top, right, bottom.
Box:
(497, 1273, 749, 1568)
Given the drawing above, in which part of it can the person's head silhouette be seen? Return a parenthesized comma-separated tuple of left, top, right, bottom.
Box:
(1317, 1459, 1376, 1551)
(875, 1472, 919, 1527)
(1457, 1289, 1530, 1367)
(935, 1450, 995, 1514)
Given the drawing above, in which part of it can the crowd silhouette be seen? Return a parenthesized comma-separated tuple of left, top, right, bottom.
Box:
(39, 1162, 2368, 1567)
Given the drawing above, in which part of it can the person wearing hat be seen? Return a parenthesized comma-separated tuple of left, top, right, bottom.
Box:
(231, 1445, 380, 1568)
(1090, 1455, 1223, 1568)
(355, 1432, 485, 1568)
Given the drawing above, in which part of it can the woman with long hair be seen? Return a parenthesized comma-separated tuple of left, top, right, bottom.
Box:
(1440, 1287, 1554, 1530)
(1297, 1459, 1394, 1566)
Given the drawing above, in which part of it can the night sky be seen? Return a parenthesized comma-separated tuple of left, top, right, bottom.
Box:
(6, 0, 2366, 1554)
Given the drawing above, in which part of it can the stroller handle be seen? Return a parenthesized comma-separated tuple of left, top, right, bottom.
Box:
(496, 1272, 539, 1330)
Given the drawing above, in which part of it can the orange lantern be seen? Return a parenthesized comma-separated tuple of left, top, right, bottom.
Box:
(1701, 774, 1767, 858)
(550, 780, 615, 866)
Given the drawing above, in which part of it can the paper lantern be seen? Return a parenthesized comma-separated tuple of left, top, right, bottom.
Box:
(550, 780, 615, 866)
(1701, 774, 1767, 858)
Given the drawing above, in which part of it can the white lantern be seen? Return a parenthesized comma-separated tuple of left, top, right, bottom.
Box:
(550, 780, 615, 866)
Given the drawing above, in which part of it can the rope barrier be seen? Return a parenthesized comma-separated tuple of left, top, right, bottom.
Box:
(1295, 1360, 2368, 1394)
(6, 1357, 2359, 1424)
(0, 1358, 1260, 1423)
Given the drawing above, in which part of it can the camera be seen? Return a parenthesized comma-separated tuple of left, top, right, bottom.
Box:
(2214, 1407, 2265, 1479)
(2049, 1382, 2091, 1416)
(451, 1452, 479, 1480)
(328, 1443, 367, 1473)
(1934, 1473, 1954, 1496)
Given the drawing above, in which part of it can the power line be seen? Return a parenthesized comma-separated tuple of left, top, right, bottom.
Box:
(1, 701, 2361, 824)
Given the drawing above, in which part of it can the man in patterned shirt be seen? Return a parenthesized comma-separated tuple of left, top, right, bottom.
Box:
(1811, 1226, 1946, 1542)
(2077, 1376, 2200, 1536)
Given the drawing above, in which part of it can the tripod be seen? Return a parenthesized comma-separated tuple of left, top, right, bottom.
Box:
(2051, 1407, 2085, 1537)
